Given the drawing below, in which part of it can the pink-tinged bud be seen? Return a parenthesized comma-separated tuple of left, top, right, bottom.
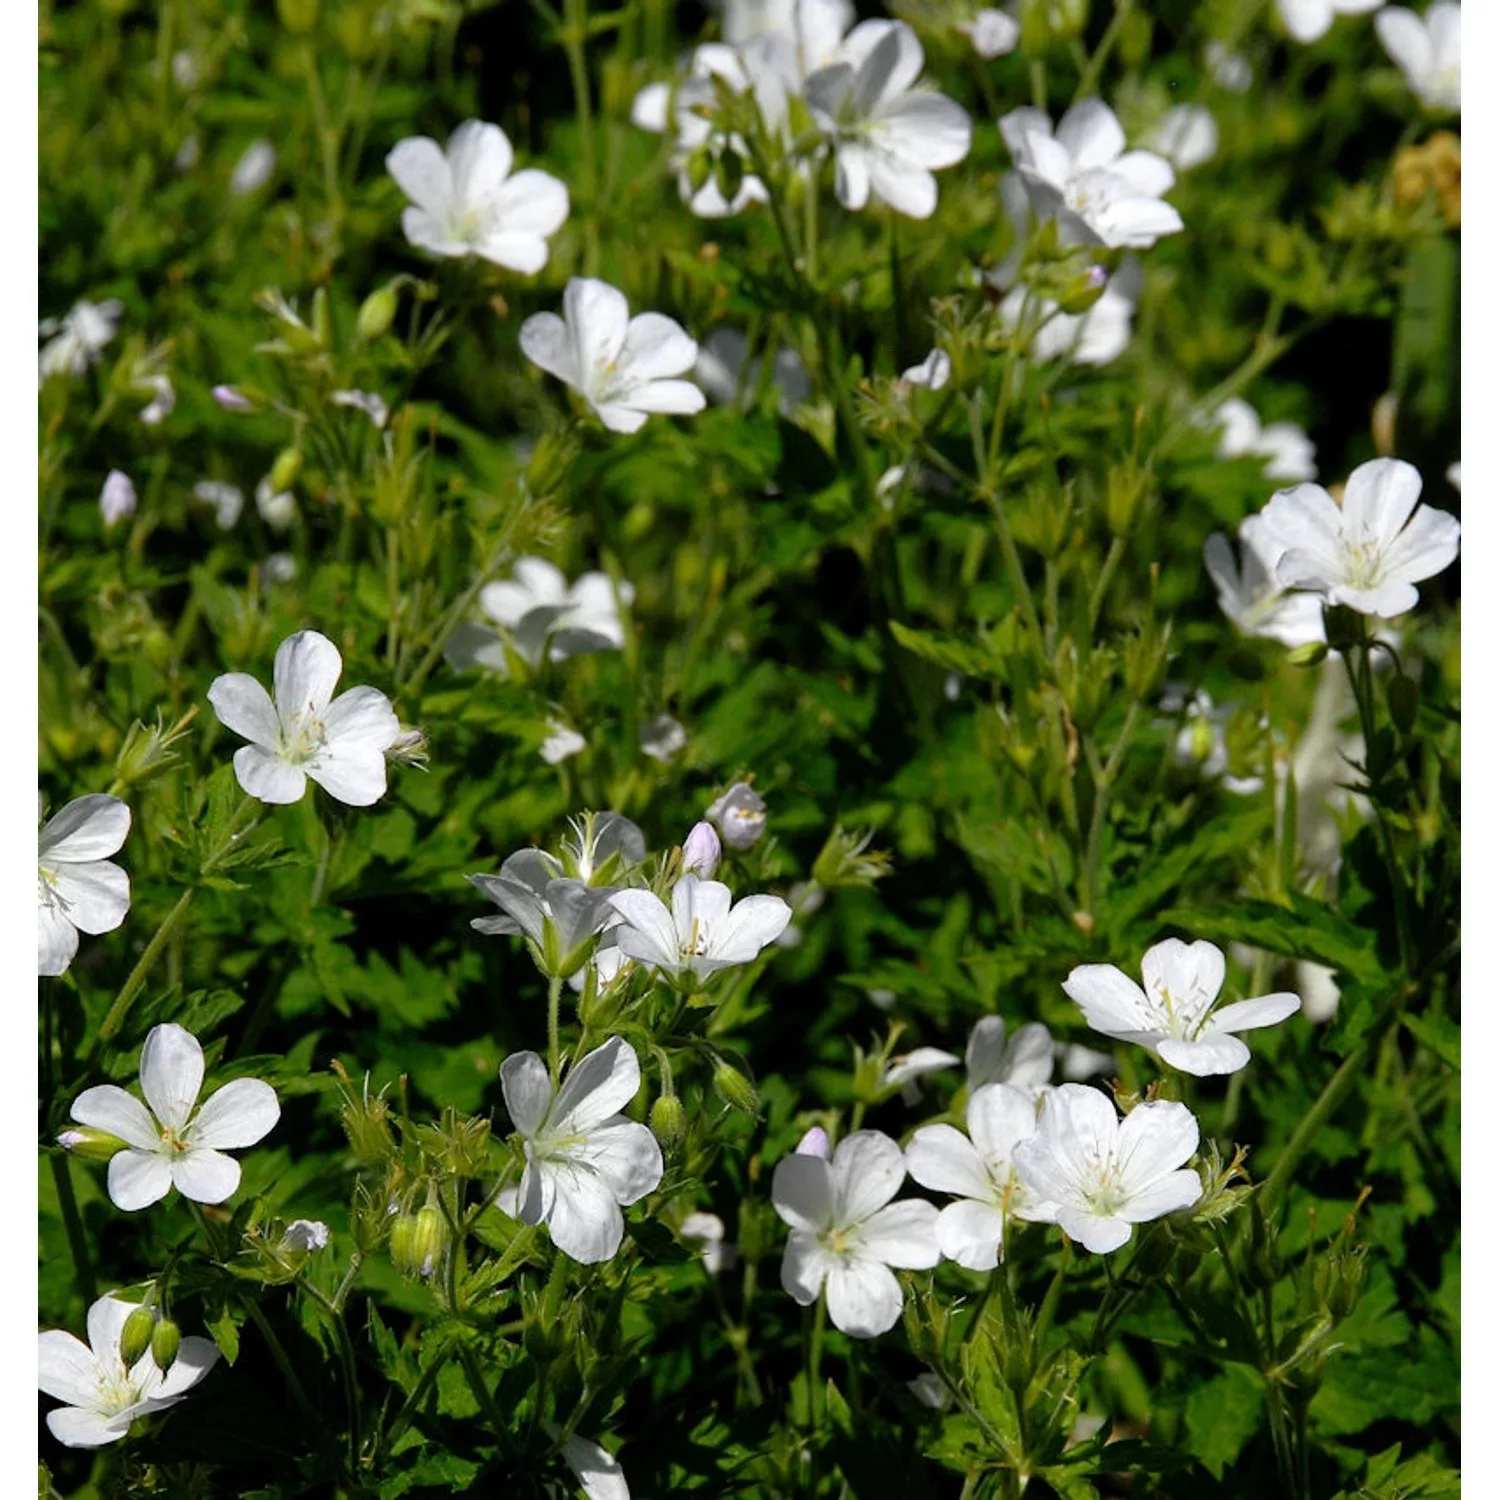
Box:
(212, 384, 254, 413)
(99, 470, 137, 527)
(57, 1126, 128, 1162)
(682, 821, 721, 878)
(795, 1126, 831, 1160)
(283, 1219, 331, 1252)
(706, 782, 767, 850)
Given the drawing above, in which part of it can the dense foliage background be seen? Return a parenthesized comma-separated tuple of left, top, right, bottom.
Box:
(39, 0, 1460, 1496)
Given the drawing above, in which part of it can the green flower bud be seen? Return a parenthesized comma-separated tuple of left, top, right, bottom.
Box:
(650, 1093, 686, 1149)
(269, 447, 303, 494)
(1287, 641, 1330, 669)
(356, 285, 400, 343)
(119, 1305, 158, 1368)
(150, 1317, 182, 1374)
(685, 145, 714, 196)
(409, 1206, 449, 1278)
(56, 1125, 127, 1162)
(711, 1059, 759, 1116)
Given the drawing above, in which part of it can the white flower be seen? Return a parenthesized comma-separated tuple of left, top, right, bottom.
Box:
(39, 793, 132, 977)
(964, 1015, 1055, 1097)
(137, 374, 176, 426)
(521, 278, 705, 434)
(1147, 104, 1218, 172)
(229, 139, 276, 194)
(39, 298, 123, 383)
(680, 1210, 738, 1273)
(255, 477, 296, 529)
(1377, 4, 1460, 113)
(901, 348, 951, 390)
(387, 120, 568, 273)
(283, 1219, 331, 1251)
(1203, 517, 1327, 648)
(1210, 396, 1317, 481)
(208, 629, 402, 805)
(805, 22, 972, 219)
(706, 781, 768, 848)
(39, 1293, 220, 1448)
(641, 714, 688, 763)
(263, 552, 297, 584)
(1275, 0, 1383, 47)
(681, 821, 723, 878)
(475, 557, 631, 667)
(1160, 688, 1264, 795)
(906, 1083, 1046, 1270)
(1001, 100, 1182, 250)
(772, 1129, 940, 1337)
(469, 849, 619, 973)
(1297, 960, 1342, 1024)
(69, 1023, 280, 1210)
(721, 0, 852, 51)
(607, 874, 792, 980)
(1253, 458, 1461, 618)
(994, 280, 1137, 367)
(561, 1433, 631, 1500)
(500, 1036, 664, 1263)
(99, 470, 137, 528)
(695, 327, 811, 412)
(192, 480, 243, 529)
(331, 388, 390, 429)
(1012, 1085, 1202, 1254)
(880, 1046, 962, 1105)
(1063, 938, 1301, 1076)
(541, 721, 587, 764)
(959, 9, 1020, 59)
(1205, 42, 1253, 93)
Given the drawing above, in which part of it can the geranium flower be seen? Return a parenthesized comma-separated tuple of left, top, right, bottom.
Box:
(39, 298, 122, 383)
(679, 1210, 738, 1274)
(39, 1293, 220, 1448)
(387, 120, 569, 273)
(1001, 100, 1182, 250)
(695, 328, 811, 412)
(1160, 687, 1264, 796)
(959, 9, 1020, 59)
(1376, 4, 1460, 113)
(901, 349, 951, 389)
(1275, 0, 1382, 47)
(607, 874, 792, 981)
(1013, 1085, 1202, 1254)
(541, 722, 586, 764)
(208, 629, 401, 805)
(1063, 938, 1301, 1076)
(500, 1036, 664, 1263)
(992, 276, 1139, 368)
(772, 1129, 940, 1337)
(641, 714, 689, 763)
(1253, 458, 1461, 618)
(479, 557, 631, 665)
(68, 1023, 280, 1211)
(706, 781, 768, 849)
(805, 21, 972, 219)
(1146, 105, 1218, 171)
(39, 792, 132, 977)
(520, 278, 705, 434)
(229, 139, 276, 195)
(192, 479, 244, 529)
(905, 1083, 1045, 1270)
(1210, 397, 1317, 482)
(1203, 517, 1327, 648)
(469, 849, 620, 977)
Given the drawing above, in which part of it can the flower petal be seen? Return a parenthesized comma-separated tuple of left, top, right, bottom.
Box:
(1342, 457, 1422, 544)
(772, 1153, 835, 1233)
(709, 894, 792, 962)
(1115, 1099, 1199, 1198)
(968, 1082, 1042, 1164)
(608, 889, 680, 970)
(621, 312, 698, 382)
(1119, 1169, 1203, 1223)
(1062, 963, 1157, 1038)
(935, 1200, 1008, 1271)
(386, 136, 453, 215)
(562, 1434, 630, 1500)
(172, 1148, 243, 1204)
(39, 794, 132, 862)
(50, 861, 130, 935)
(1057, 1204, 1132, 1254)
(46, 1406, 133, 1448)
(39, 902, 80, 976)
(567, 1119, 663, 1205)
(545, 1162, 626, 1263)
(1157, 1034, 1252, 1075)
(612, 379, 707, 417)
(323, 686, 400, 752)
(859, 1199, 940, 1268)
(149, 1336, 220, 1402)
(1208, 993, 1302, 1034)
(780, 1229, 834, 1305)
(38, 1330, 101, 1406)
(107, 1149, 174, 1211)
(206, 674, 279, 750)
(447, 119, 513, 203)
(825, 1255, 904, 1338)
(831, 1130, 906, 1224)
(500, 1052, 554, 1137)
(551, 1036, 642, 1135)
(70, 1085, 159, 1150)
(564, 277, 631, 381)
(519, 312, 578, 385)
(273, 631, 343, 723)
(140, 1024, 204, 1131)
(189, 1078, 280, 1149)
(232, 745, 307, 804)
(905, 1123, 992, 1200)
(305, 745, 390, 806)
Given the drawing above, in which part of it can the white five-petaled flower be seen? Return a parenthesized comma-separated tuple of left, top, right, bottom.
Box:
(1001, 100, 1182, 250)
(805, 21, 972, 219)
(990, 269, 1141, 368)
(959, 8, 1020, 59)
(192, 479, 244, 530)
(469, 848, 620, 976)
(39, 793, 132, 978)
(772, 1129, 940, 1337)
(1253, 457, 1461, 618)
(1064, 938, 1301, 1076)
(38, 1293, 220, 1448)
(1146, 104, 1219, 172)
(1160, 687, 1264, 796)
(1210, 397, 1317, 482)
(500, 1036, 664, 1263)
(1013, 1085, 1202, 1254)
(1376, 4, 1461, 114)
(906, 1083, 1047, 1270)
(641, 713, 690, 764)
(387, 120, 569, 273)
(607, 874, 792, 981)
(208, 629, 402, 805)
(964, 1015, 1055, 1096)
(481, 557, 631, 665)
(706, 781, 768, 849)
(69, 1023, 280, 1210)
(520, 278, 705, 434)
(1203, 516, 1327, 649)
(39, 298, 123, 383)
(283, 1219, 331, 1251)
(1275, 0, 1383, 47)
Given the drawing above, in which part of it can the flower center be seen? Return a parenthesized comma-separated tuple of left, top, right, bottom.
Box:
(93, 1360, 149, 1418)
(39, 867, 67, 913)
(1080, 1155, 1127, 1216)
(679, 917, 711, 959)
(1341, 537, 1385, 590)
(281, 706, 328, 765)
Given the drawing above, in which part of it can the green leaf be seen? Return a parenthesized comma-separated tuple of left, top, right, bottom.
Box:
(1401, 1011, 1459, 1072)
(206, 1304, 241, 1366)
(1182, 1365, 1265, 1479)
(889, 620, 1002, 679)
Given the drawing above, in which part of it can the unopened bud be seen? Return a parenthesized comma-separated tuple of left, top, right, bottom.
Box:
(212, 384, 255, 413)
(650, 1094, 686, 1149)
(705, 782, 767, 850)
(795, 1125, 831, 1160)
(1287, 641, 1329, 668)
(681, 822, 721, 878)
(282, 1219, 331, 1252)
(57, 1125, 127, 1162)
(119, 1305, 158, 1368)
(256, 478, 296, 530)
(712, 1059, 759, 1115)
(268, 447, 303, 494)
(100, 469, 137, 529)
(1056, 264, 1109, 315)
(356, 285, 399, 343)
(150, 1317, 181, 1374)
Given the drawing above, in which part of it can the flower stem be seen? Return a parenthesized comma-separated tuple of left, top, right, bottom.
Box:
(547, 973, 564, 1084)
(561, 0, 598, 216)
(50, 1151, 96, 1305)
(97, 886, 196, 1046)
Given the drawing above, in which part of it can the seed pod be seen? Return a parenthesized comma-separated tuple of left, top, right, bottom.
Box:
(711, 1059, 758, 1116)
(356, 285, 399, 343)
(150, 1317, 182, 1374)
(650, 1094, 686, 1150)
(119, 1305, 157, 1368)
